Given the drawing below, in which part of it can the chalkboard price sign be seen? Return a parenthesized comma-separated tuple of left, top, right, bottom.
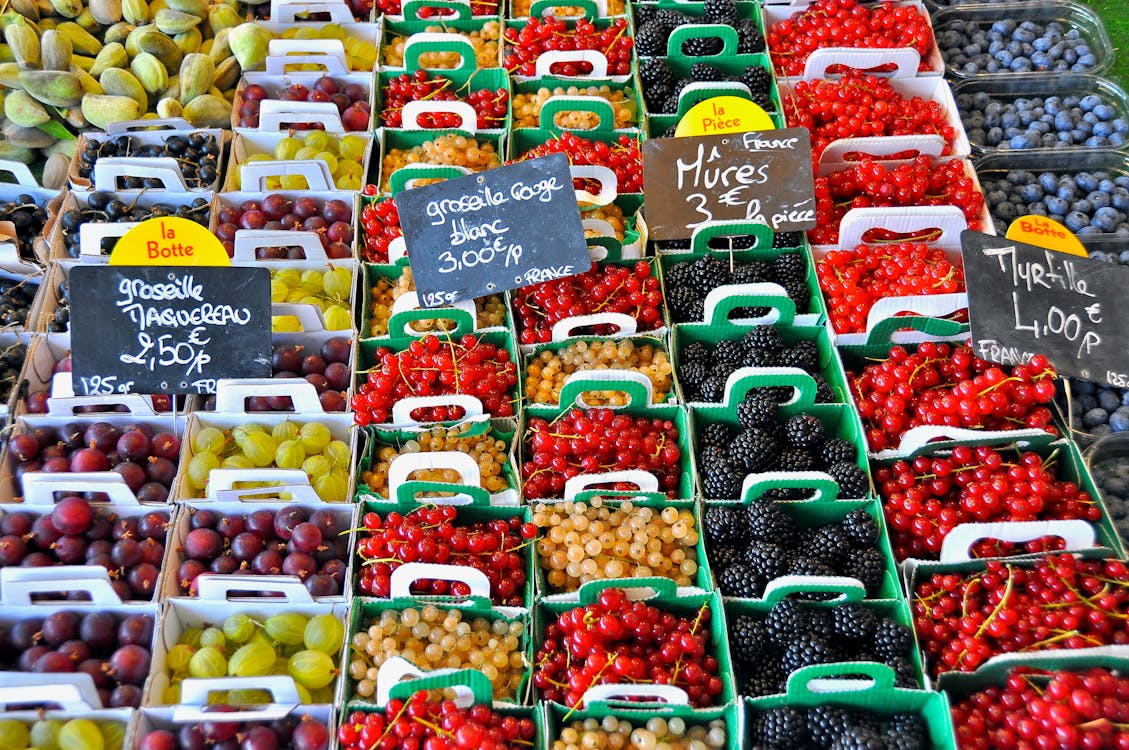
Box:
(394, 152, 591, 308)
(641, 127, 817, 241)
(69, 265, 272, 394)
(961, 230, 1129, 385)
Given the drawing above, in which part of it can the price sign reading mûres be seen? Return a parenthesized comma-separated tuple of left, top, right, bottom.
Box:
(961, 230, 1129, 386)
(69, 265, 272, 395)
(394, 152, 592, 308)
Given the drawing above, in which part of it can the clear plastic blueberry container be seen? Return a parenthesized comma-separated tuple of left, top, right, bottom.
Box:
(924, 0, 1056, 11)
(1087, 432, 1129, 547)
(973, 149, 1129, 244)
(951, 72, 1129, 154)
(931, 1, 1114, 79)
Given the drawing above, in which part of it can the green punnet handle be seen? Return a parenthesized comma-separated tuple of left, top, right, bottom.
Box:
(741, 473, 841, 503)
(558, 373, 652, 410)
(538, 95, 617, 131)
(577, 576, 679, 605)
(665, 24, 740, 59)
(389, 594, 494, 609)
(386, 667, 494, 704)
(722, 367, 817, 409)
(386, 307, 477, 339)
(529, 0, 599, 17)
(586, 235, 623, 261)
(572, 489, 669, 503)
(704, 283, 796, 327)
(401, 0, 472, 19)
(784, 663, 898, 700)
(404, 32, 478, 73)
(865, 316, 969, 351)
(690, 220, 774, 254)
(388, 164, 471, 195)
(394, 480, 492, 506)
(761, 575, 868, 606)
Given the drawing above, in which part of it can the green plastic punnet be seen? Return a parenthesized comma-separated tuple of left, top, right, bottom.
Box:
(541, 694, 741, 750)
(376, 64, 511, 135)
(746, 664, 957, 750)
(938, 653, 1129, 697)
(522, 334, 676, 407)
(379, 129, 506, 196)
(380, 19, 504, 69)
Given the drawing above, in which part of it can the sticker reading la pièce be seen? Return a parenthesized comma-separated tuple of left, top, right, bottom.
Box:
(961, 230, 1129, 386)
(394, 152, 591, 308)
(69, 265, 272, 395)
(641, 127, 817, 241)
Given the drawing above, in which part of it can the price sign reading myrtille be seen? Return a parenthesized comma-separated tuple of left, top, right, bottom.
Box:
(641, 127, 817, 241)
(961, 230, 1129, 386)
(69, 265, 272, 394)
(394, 153, 591, 308)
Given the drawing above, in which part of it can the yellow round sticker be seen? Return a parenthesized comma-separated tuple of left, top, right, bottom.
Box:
(110, 216, 231, 266)
(1006, 215, 1088, 257)
(674, 96, 776, 138)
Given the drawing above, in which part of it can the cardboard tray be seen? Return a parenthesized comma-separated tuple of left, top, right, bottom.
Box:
(223, 130, 375, 193)
(232, 70, 377, 133)
(0, 674, 135, 743)
(216, 190, 361, 266)
(67, 122, 228, 194)
(0, 159, 61, 273)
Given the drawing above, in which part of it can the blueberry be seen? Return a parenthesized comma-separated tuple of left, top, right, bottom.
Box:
(1045, 196, 1069, 215)
(1081, 94, 1102, 111)
(1119, 249, 1129, 265)
(1089, 191, 1111, 209)
(1085, 136, 1109, 148)
(1010, 134, 1037, 149)
(1093, 121, 1115, 138)
(995, 202, 1018, 222)
(1065, 211, 1089, 231)
(1100, 390, 1121, 411)
(1085, 409, 1110, 431)
(1071, 200, 1093, 214)
(1054, 111, 1075, 131)
(1111, 407, 1129, 432)
(1039, 172, 1059, 192)
(1110, 132, 1127, 147)
(1020, 184, 1044, 202)
(1092, 214, 1117, 232)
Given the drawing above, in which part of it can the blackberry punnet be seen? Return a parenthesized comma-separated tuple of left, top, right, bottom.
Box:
(833, 603, 880, 642)
(666, 256, 811, 325)
(641, 58, 774, 114)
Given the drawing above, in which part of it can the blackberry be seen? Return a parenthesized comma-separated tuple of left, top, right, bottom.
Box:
(763, 487, 807, 502)
(666, 284, 704, 323)
(778, 340, 820, 372)
(763, 599, 809, 647)
(773, 231, 801, 249)
(717, 563, 761, 598)
(686, 255, 731, 289)
(873, 620, 913, 660)
(708, 544, 741, 571)
(847, 712, 885, 735)
(813, 374, 838, 403)
(654, 8, 688, 27)
(772, 252, 807, 287)
(703, 505, 747, 547)
(885, 731, 926, 750)
(783, 414, 826, 450)
(639, 58, 675, 104)
(741, 661, 785, 697)
(660, 94, 681, 115)
(756, 708, 808, 750)
(778, 448, 816, 472)
(740, 325, 784, 354)
(782, 279, 813, 311)
(701, 461, 742, 500)
(828, 461, 871, 499)
(703, 0, 737, 24)
(714, 339, 745, 367)
(633, 3, 657, 27)
(677, 359, 710, 391)
(634, 21, 669, 56)
(741, 347, 778, 369)
(681, 342, 712, 367)
(744, 541, 791, 582)
(732, 261, 771, 284)
(728, 428, 776, 472)
(833, 603, 879, 642)
(788, 555, 835, 580)
(780, 634, 838, 673)
(728, 614, 766, 665)
(830, 727, 885, 750)
(741, 65, 772, 96)
(736, 392, 776, 432)
(697, 373, 729, 403)
(819, 437, 857, 467)
(690, 62, 723, 82)
(886, 655, 919, 688)
(806, 525, 849, 566)
(682, 35, 723, 57)
(887, 714, 927, 750)
(746, 501, 799, 545)
(736, 19, 766, 53)
(808, 705, 852, 749)
(729, 234, 758, 250)
(699, 422, 734, 449)
(661, 124, 679, 139)
(846, 547, 886, 596)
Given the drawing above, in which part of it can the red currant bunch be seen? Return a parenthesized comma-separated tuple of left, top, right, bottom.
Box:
(503, 17, 634, 77)
(850, 343, 1057, 452)
(783, 72, 957, 166)
(951, 667, 1129, 750)
(380, 70, 508, 129)
(914, 555, 1129, 675)
(877, 445, 1101, 561)
(534, 587, 723, 708)
(237, 78, 371, 131)
(810, 157, 985, 245)
(355, 505, 536, 606)
(817, 242, 965, 333)
(359, 194, 402, 263)
(768, 0, 936, 77)
(351, 334, 518, 425)
(523, 408, 683, 498)
(515, 132, 643, 194)
(511, 261, 662, 345)
(338, 697, 536, 750)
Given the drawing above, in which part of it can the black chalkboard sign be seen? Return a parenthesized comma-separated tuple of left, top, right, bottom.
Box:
(394, 152, 591, 308)
(641, 127, 817, 241)
(961, 230, 1129, 385)
(69, 265, 272, 395)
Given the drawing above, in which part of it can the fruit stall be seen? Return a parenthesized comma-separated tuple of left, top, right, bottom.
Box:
(1, 0, 1129, 747)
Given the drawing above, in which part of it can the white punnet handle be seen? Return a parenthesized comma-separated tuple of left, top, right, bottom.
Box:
(265, 39, 349, 75)
(388, 561, 491, 598)
(571, 164, 617, 205)
(21, 472, 139, 506)
(105, 118, 194, 133)
(232, 229, 329, 261)
(79, 221, 136, 261)
(256, 100, 345, 132)
(0, 159, 41, 187)
(214, 378, 326, 413)
(564, 470, 660, 499)
(48, 372, 159, 417)
(534, 49, 609, 78)
(820, 134, 945, 165)
(887, 426, 1051, 457)
(0, 565, 124, 605)
(804, 47, 921, 80)
(581, 684, 690, 707)
(92, 157, 190, 192)
(560, 369, 654, 408)
(387, 450, 482, 500)
(269, 0, 356, 23)
(939, 520, 1097, 563)
(390, 394, 483, 425)
(836, 205, 967, 247)
(0, 673, 104, 711)
(551, 312, 637, 341)
(865, 293, 968, 334)
(400, 100, 478, 132)
(375, 657, 473, 708)
(194, 573, 315, 602)
(238, 160, 335, 192)
(174, 676, 301, 721)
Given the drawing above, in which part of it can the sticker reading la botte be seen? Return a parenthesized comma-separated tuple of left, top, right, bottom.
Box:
(395, 153, 593, 308)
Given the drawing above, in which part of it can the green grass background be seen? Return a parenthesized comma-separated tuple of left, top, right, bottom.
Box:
(1082, 0, 1127, 85)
